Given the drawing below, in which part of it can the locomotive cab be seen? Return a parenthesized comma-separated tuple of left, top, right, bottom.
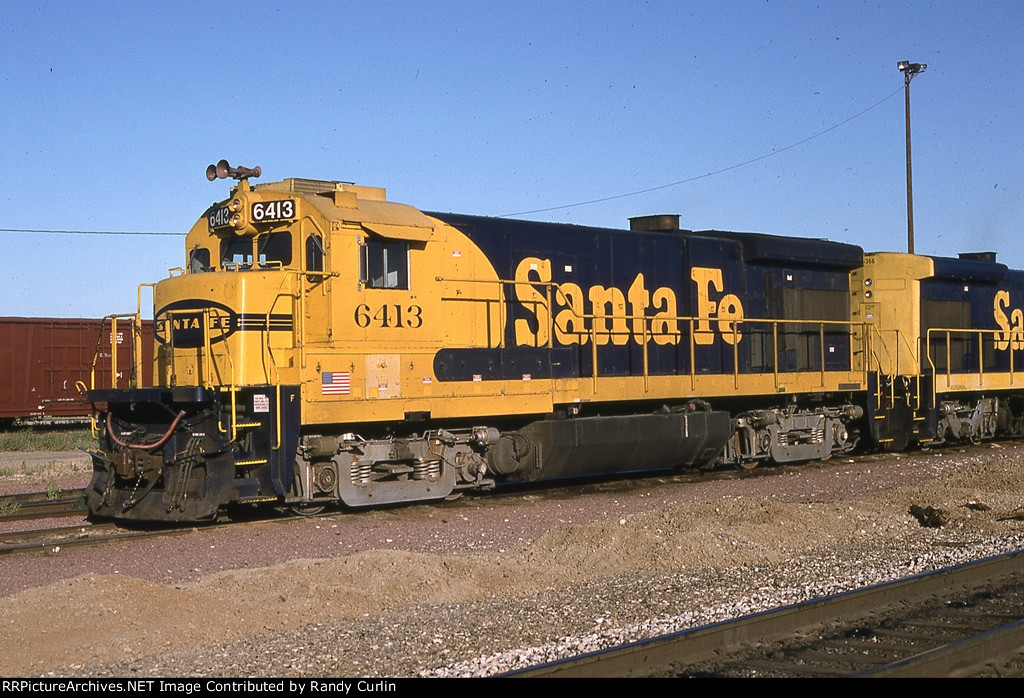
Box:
(88, 174, 323, 519)
(86, 170, 497, 519)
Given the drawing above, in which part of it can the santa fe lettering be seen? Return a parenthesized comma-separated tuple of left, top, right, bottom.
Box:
(513, 257, 744, 347)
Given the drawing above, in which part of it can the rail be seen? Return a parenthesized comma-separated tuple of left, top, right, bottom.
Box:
(437, 275, 869, 395)
(86, 312, 147, 437)
(89, 286, 153, 396)
(862, 326, 923, 412)
(299, 215, 335, 370)
(263, 274, 296, 388)
(441, 277, 1022, 420)
(263, 280, 296, 454)
(506, 548, 1024, 678)
(576, 313, 858, 395)
(90, 313, 144, 391)
(924, 326, 1023, 405)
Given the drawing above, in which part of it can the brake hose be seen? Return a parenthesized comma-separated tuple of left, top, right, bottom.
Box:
(107, 410, 185, 451)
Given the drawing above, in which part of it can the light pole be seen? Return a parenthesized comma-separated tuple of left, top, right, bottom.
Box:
(898, 60, 926, 254)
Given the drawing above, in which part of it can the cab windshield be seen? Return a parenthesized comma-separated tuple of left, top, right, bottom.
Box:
(219, 232, 292, 269)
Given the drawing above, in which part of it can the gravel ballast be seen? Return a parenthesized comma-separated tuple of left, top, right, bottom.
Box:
(3, 443, 1024, 677)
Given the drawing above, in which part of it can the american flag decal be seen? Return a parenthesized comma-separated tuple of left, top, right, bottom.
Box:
(321, 371, 351, 395)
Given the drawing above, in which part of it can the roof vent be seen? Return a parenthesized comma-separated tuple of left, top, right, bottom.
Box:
(282, 178, 350, 194)
(629, 214, 680, 232)
(958, 252, 997, 263)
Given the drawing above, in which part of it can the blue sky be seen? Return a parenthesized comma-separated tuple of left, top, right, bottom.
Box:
(2, 0, 1021, 317)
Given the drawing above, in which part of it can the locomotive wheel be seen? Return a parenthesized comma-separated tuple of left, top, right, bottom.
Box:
(288, 504, 326, 516)
(739, 460, 759, 470)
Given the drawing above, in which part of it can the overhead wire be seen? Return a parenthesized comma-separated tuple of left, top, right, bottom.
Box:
(500, 86, 905, 218)
(0, 87, 904, 234)
(0, 227, 185, 236)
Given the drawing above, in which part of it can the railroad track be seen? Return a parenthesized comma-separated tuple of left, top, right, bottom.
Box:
(0, 499, 312, 556)
(0, 520, 205, 555)
(0, 488, 87, 521)
(508, 549, 1024, 678)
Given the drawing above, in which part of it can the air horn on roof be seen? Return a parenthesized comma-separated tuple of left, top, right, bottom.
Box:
(205, 159, 262, 181)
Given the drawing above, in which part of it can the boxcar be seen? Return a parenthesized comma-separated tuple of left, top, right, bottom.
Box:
(0, 317, 153, 424)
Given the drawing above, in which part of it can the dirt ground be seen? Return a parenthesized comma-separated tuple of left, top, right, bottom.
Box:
(3, 444, 1024, 676)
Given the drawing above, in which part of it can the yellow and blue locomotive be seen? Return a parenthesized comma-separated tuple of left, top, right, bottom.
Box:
(84, 162, 1020, 521)
(853, 251, 1024, 450)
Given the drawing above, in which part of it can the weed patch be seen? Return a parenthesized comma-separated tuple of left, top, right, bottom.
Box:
(0, 429, 92, 452)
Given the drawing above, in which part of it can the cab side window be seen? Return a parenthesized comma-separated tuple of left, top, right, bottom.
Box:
(306, 233, 325, 282)
(189, 247, 211, 273)
(306, 234, 324, 273)
(361, 239, 409, 289)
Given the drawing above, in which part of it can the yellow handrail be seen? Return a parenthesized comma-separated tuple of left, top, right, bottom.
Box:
(437, 274, 872, 395)
(924, 326, 1020, 405)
